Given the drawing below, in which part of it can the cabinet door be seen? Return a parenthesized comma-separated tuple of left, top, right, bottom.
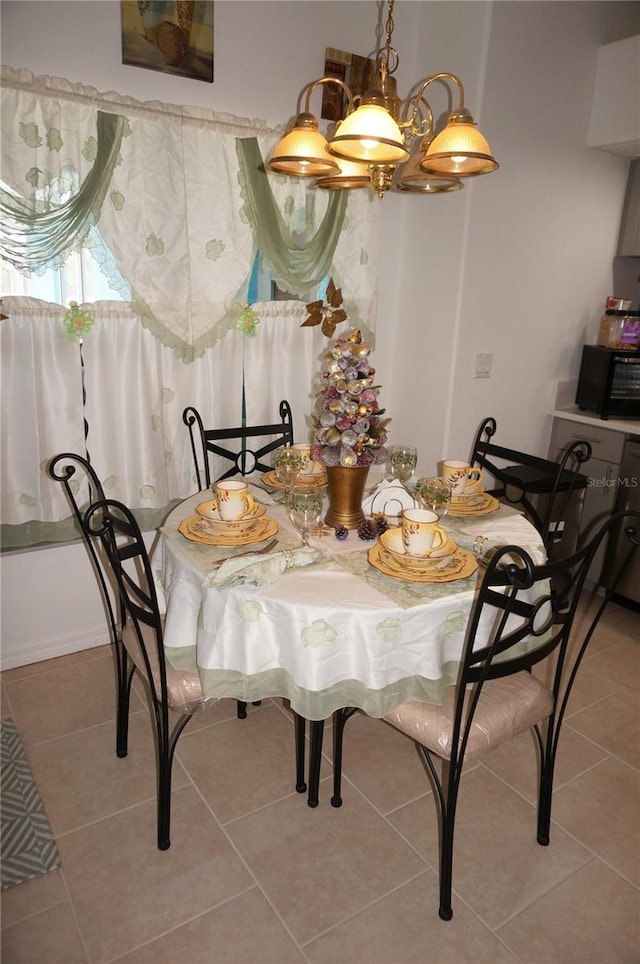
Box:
(618, 159, 640, 257)
(579, 457, 620, 581)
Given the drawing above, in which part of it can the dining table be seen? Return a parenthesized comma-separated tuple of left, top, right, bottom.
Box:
(152, 473, 546, 805)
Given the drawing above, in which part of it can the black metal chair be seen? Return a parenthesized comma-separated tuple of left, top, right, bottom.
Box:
(83, 496, 307, 850)
(47, 453, 133, 760)
(183, 400, 294, 490)
(330, 509, 640, 921)
(469, 416, 592, 552)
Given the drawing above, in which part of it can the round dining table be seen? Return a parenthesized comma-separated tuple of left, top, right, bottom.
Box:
(153, 482, 546, 803)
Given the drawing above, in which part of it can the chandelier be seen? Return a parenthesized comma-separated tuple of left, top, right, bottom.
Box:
(267, 0, 498, 198)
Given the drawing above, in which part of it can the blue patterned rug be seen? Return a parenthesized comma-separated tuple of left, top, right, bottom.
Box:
(1, 718, 60, 890)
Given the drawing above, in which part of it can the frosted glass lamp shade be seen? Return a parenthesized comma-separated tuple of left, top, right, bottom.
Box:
(267, 114, 340, 176)
(315, 157, 371, 190)
(421, 110, 498, 177)
(328, 103, 409, 164)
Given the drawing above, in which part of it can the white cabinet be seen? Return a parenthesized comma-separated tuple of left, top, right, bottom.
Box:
(588, 36, 640, 157)
(548, 418, 626, 582)
(618, 159, 640, 256)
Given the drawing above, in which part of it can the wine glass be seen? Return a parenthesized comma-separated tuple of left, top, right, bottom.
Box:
(417, 476, 452, 520)
(288, 487, 324, 547)
(274, 448, 302, 503)
(389, 444, 418, 484)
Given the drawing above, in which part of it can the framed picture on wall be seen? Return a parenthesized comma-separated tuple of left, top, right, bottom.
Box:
(321, 47, 375, 121)
(121, 1, 214, 82)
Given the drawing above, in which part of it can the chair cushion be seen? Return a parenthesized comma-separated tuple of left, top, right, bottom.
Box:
(123, 622, 211, 716)
(384, 672, 553, 760)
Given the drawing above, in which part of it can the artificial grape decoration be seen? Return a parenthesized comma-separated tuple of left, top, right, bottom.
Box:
(311, 328, 390, 469)
(334, 525, 349, 541)
(357, 518, 379, 541)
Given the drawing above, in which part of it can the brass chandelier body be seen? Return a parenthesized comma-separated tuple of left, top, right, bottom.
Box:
(268, 0, 498, 198)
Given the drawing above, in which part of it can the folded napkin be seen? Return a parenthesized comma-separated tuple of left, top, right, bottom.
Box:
(247, 482, 279, 506)
(459, 515, 546, 565)
(203, 545, 322, 590)
(362, 479, 417, 518)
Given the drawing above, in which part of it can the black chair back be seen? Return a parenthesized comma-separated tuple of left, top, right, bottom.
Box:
(183, 401, 294, 489)
(470, 416, 592, 550)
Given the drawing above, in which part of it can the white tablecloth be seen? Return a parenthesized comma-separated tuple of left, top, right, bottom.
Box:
(153, 491, 546, 720)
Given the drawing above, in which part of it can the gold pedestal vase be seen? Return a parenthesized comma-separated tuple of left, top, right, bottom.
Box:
(324, 465, 369, 529)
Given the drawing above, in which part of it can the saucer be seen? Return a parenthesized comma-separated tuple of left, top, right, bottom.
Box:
(379, 526, 457, 570)
(179, 514, 278, 546)
(448, 493, 500, 517)
(261, 469, 327, 491)
(195, 499, 266, 532)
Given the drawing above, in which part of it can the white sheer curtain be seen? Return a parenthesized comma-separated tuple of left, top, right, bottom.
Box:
(0, 67, 381, 548)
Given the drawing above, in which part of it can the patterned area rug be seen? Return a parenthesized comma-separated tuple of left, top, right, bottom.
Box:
(1, 718, 60, 890)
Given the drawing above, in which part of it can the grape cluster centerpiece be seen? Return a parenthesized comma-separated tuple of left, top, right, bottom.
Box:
(311, 328, 390, 469)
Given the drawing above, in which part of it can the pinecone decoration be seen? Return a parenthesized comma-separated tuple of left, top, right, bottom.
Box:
(334, 525, 349, 541)
(357, 518, 379, 541)
(373, 513, 389, 534)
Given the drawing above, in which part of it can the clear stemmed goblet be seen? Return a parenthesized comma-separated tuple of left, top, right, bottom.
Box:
(288, 487, 323, 547)
(417, 476, 452, 520)
(274, 448, 302, 504)
(389, 444, 418, 484)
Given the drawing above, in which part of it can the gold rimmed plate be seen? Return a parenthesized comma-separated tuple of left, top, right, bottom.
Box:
(179, 514, 279, 547)
(368, 544, 478, 583)
(195, 499, 266, 532)
(448, 493, 500, 517)
(261, 469, 327, 491)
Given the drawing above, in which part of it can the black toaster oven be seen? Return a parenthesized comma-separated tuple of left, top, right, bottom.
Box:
(575, 345, 640, 419)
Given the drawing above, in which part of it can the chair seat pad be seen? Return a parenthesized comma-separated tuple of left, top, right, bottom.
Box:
(384, 672, 553, 760)
(123, 622, 211, 716)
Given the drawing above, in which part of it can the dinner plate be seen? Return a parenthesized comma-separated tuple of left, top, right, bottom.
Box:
(179, 514, 279, 546)
(448, 493, 500, 517)
(379, 526, 458, 570)
(261, 469, 327, 491)
(368, 544, 478, 583)
(195, 499, 266, 532)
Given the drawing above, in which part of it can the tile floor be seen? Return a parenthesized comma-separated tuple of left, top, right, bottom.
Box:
(1, 595, 639, 964)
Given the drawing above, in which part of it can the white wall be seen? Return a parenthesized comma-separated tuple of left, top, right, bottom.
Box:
(1, 0, 639, 667)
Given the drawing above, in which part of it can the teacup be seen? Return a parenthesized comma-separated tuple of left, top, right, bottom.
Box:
(292, 443, 322, 477)
(441, 460, 484, 497)
(213, 479, 255, 521)
(401, 508, 447, 557)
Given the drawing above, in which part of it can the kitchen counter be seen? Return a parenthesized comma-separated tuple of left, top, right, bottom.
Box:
(551, 406, 640, 436)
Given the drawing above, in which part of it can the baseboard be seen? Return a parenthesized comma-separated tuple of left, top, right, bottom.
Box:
(0, 625, 110, 671)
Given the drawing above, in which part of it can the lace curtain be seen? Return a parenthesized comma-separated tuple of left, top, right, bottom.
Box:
(0, 67, 381, 549)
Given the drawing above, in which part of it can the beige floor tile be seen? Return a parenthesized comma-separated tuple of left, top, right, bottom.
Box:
(497, 858, 640, 963)
(175, 703, 301, 824)
(1, 644, 112, 682)
(117, 887, 305, 963)
(478, 724, 608, 803)
(25, 712, 189, 837)
(582, 638, 640, 695)
(306, 872, 518, 963)
(0, 901, 88, 963)
(325, 711, 435, 814)
(566, 685, 640, 769)
(56, 784, 253, 963)
(0, 869, 69, 931)
(387, 766, 591, 930)
(563, 659, 625, 717)
(225, 783, 426, 945)
(4, 653, 145, 747)
(551, 756, 640, 886)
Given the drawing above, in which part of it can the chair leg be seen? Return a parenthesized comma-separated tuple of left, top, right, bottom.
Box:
(421, 751, 458, 922)
(156, 713, 192, 851)
(537, 758, 554, 846)
(236, 700, 248, 719)
(294, 713, 307, 793)
(115, 649, 134, 758)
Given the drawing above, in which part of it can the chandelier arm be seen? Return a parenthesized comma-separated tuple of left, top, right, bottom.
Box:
(411, 71, 465, 110)
(398, 97, 433, 140)
(300, 77, 355, 118)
